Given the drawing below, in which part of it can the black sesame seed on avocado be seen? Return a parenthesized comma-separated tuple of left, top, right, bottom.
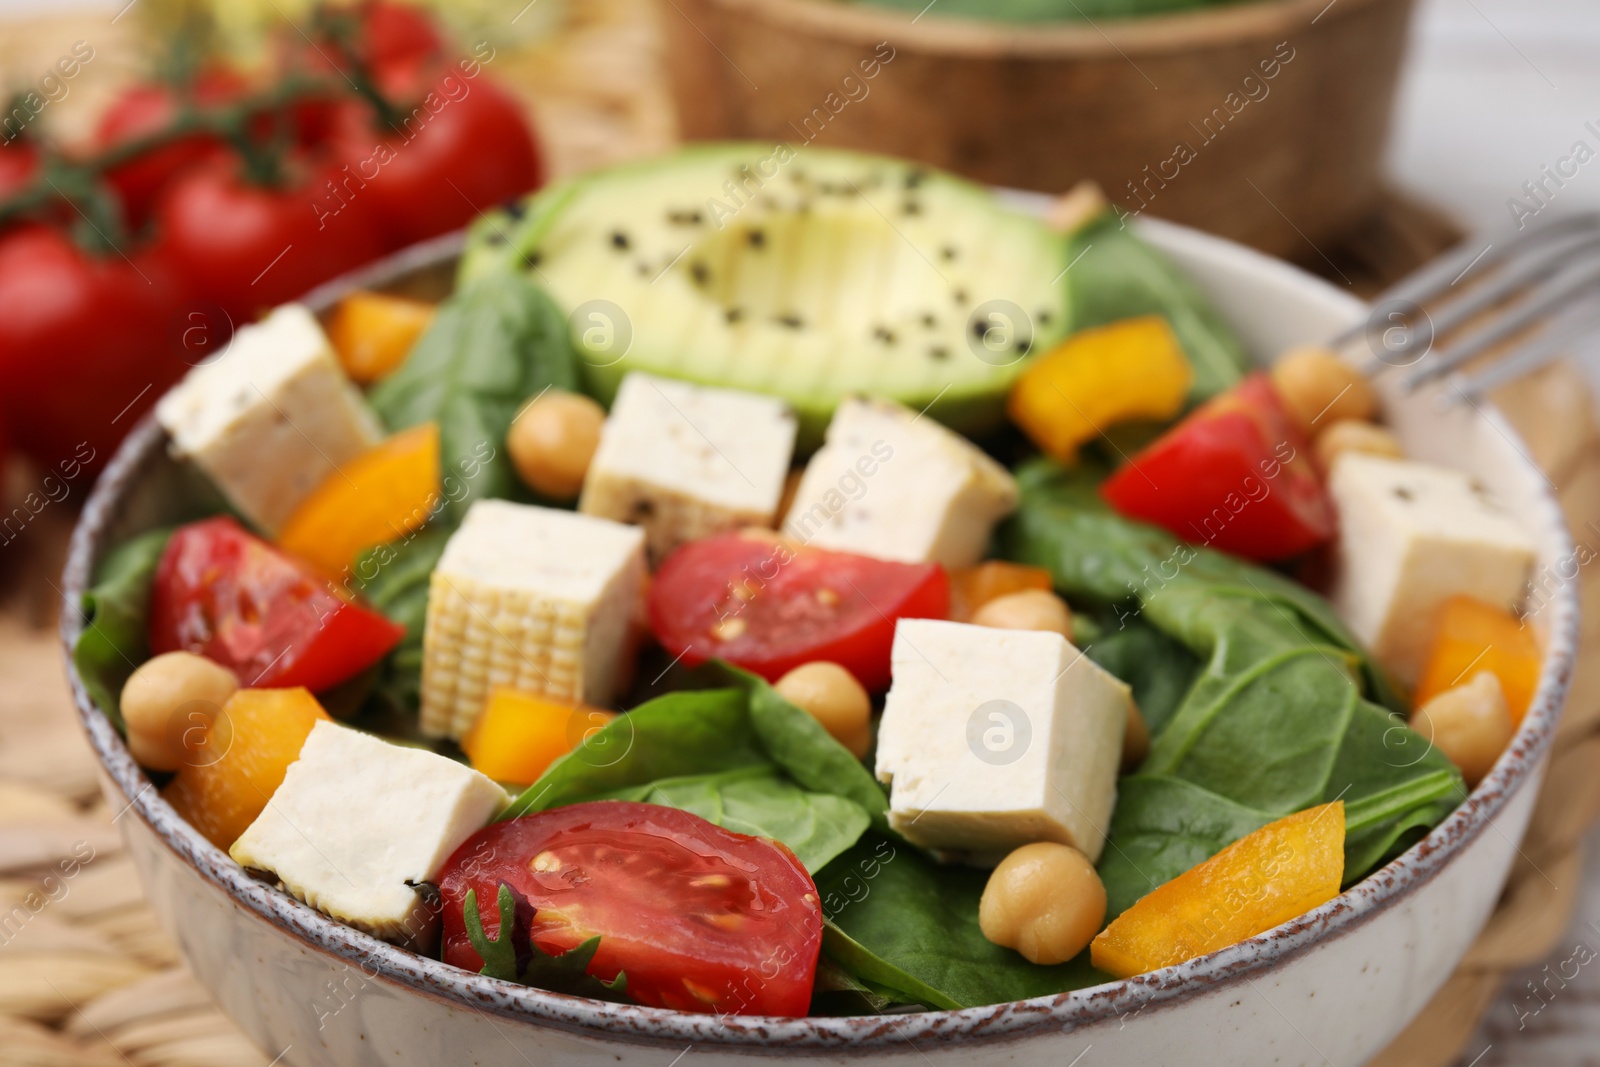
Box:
(725, 307, 745, 324)
(667, 209, 703, 225)
(941, 245, 958, 261)
(872, 326, 897, 344)
(610, 231, 630, 251)
(690, 262, 710, 285)
(929, 345, 949, 360)
(920, 313, 937, 328)
(775, 313, 804, 329)
(747, 229, 767, 249)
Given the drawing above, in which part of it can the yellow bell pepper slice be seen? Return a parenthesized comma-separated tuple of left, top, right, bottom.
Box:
(1413, 596, 1541, 725)
(327, 291, 436, 384)
(948, 561, 1055, 622)
(464, 688, 617, 786)
(277, 423, 440, 578)
(1007, 316, 1193, 463)
(1090, 801, 1345, 978)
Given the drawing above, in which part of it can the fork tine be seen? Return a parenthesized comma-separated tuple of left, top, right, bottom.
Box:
(1334, 212, 1600, 354)
(1404, 254, 1600, 389)
(1451, 306, 1600, 403)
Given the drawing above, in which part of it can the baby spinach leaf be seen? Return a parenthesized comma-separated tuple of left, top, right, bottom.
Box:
(73, 527, 172, 731)
(816, 835, 1105, 1007)
(500, 683, 875, 871)
(714, 664, 891, 834)
(464, 884, 628, 1002)
(348, 525, 453, 713)
(1076, 613, 1199, 738)
(368, 272, 579, 521)
(591, 766, 871, 873)
(1097, 776, 1274, 919)
(1064, 211, 1251, 403)
(999, 459, 1462, 883)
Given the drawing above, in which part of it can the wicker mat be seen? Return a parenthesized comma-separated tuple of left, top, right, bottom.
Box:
(2, 3, 1599, 1065)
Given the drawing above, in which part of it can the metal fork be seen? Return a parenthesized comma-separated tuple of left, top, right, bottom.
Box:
(1330, 211, 1600, 401)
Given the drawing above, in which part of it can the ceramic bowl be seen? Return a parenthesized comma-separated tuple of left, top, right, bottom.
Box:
(60, 218, 1578, 1066)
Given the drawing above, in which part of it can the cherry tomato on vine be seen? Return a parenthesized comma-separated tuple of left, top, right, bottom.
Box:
(154, 156, 386, 319)
(332, 73, 542, 246)
(437, 801, 824, 1016)
(149, 517, 403, 692)
(0, 224, 185, 469)
(95, 70, 247, 228)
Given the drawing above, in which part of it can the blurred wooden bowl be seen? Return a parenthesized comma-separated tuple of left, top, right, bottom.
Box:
(661, 0, 1415, 259)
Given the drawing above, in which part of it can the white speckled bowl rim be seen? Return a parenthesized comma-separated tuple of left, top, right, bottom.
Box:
(58, 228, 1581, 1053)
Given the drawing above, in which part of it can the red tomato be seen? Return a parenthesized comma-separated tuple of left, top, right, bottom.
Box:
(155, 157, 386, 319)
(437, 801, 823, 1016)
(332, 72, 542, 246)
(0, 224, 186, 468)
(149, 517, 403, 691)
(648, 533, 948, 691)
(1101, 372, 1334, 562)
(0, 141, 38, 199)
(95, 71, 247, 228)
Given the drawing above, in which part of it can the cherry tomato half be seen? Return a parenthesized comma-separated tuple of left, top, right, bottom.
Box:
(0, 224, 186, 469)
(1101, 372, 1334, 562)
(149, 517, 402, 692)
(155, 157, 386, 321)
(648, 532, 949, 691)
(437, 801, 823, 1017)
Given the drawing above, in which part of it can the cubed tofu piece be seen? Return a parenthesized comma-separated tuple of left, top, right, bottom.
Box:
(421, 500, 646, 739)
(579, 373, 798, 562)
(230, 720, 508, 945)
(782, 397, 1018, 568)
(1330, 453, 1537, 685)
(874, 618, 1128, 865)
(155, 303, 383, 534)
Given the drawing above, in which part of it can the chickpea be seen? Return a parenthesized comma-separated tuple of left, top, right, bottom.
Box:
(1314, 419, 1403, 472)
(1270, 346, 1377, 433)
(1410, 672, 1514, 787)
(775, 662, 872, 758)
(1123, 700, 1150, 771)
(971, 589, 1073, 640)
(979, 842, 1106, 965)
(120, 652, 239, 771)
(506, 390, 605, 500)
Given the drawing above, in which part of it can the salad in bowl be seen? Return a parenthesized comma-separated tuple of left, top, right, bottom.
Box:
(65, 144, 1563, 1050)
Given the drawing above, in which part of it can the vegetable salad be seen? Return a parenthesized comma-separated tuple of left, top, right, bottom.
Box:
(75, 145, 1542, 1018)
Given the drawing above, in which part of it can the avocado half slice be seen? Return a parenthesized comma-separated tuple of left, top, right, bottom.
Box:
(458, 144, 1073, 444)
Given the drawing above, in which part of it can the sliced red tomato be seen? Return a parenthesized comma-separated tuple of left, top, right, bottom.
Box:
(1101, 372, 1334, 562)
(437, 801, 823, 1017)
(149, 517, 402, 691)
(0, 140, 38, 199)
(648, 532, 949, 691)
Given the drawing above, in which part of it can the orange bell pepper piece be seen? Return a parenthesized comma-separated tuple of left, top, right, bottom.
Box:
(162, 688, 331, 850)
(327, 291, 436, 384)
(948, 561, 1054, 622)
(463, 688, 617, 786)
(1091, 801, 1345, 978)
(277, 423, 440, 577)
(1413, 596, 1541, 725)
(1008, 316, 1193, 463)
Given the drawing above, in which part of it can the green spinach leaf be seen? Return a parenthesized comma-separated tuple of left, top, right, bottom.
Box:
(72, 527, 172, 731)
(1076, 613, 1199, 738)
(816, 835, 1104, 1008)
(999, 459, 1461, 882)
(1064, 211, 1252, 403)
(500, 683, 875, 872)
(367, 272, 579, 520)
(349, 526, 453, 712)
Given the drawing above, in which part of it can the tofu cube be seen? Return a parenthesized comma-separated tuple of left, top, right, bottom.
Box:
(155, 304, 382, 534)
(230, 720, 508, 945)
(579, 373, 798, 562)
(421, 500, 646, 739)
(782, 397, 1018, 568)
(874, 619, 1128, 865)
(1330, 453, 1537, 685)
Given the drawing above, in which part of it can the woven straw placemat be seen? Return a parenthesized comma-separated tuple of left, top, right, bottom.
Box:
(1, 3, 1597, 1065)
